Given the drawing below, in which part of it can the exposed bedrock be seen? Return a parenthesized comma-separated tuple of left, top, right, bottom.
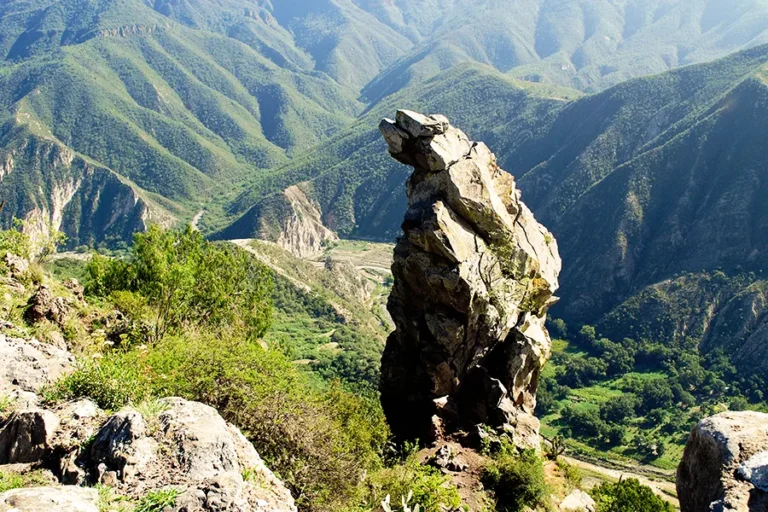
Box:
(378, 110, 561, 448)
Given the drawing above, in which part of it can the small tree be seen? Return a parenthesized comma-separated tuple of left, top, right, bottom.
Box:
(86, 226, 273, 343)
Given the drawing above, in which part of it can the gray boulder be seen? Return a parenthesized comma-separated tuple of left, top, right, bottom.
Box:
(83, 398, 296, 511)
(677, 411, 768, 511)
(0, 409, 60, 464)
(378, 111, 561, 448)
(559, 489, 596, 512)
(0, 486, 98, 512)
(3, 253, 29, 280)
(87, 409, 157, 484)
(23, 285, 70, 326)
(0, 334, 75, 396)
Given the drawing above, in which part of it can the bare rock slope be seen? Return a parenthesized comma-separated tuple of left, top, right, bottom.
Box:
(378, 110, 561, 447)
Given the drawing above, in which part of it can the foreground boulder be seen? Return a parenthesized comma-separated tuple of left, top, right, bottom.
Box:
(0, 410, 60, 464)
(84, 397, 296, 511)
(677, 411, 768, 511)
(559, 489, 596, 512)
(0, 334, 74, 397)
(0, 486, 98, 512)
(378, 111, 561, 447)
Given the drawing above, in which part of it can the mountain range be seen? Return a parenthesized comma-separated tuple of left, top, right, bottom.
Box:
(2, 0, 768, 377)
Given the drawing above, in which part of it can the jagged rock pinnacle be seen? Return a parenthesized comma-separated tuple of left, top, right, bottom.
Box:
(379, 110, 561, 448)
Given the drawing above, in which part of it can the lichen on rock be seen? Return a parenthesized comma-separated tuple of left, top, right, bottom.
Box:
(378, 110, 561, 448)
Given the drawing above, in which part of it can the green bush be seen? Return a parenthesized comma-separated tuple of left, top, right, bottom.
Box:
(0, 222, 31, 261)
(591, 478, 674, 512)
(86, 226, 273, 342)
(45, 354, 152, 410)
(556, 459, 583, 490)
(482, 449, 549, 512)
(353, 451, 461, 512)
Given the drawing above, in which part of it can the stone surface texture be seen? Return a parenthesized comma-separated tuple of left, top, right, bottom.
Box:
(378, 110, 561, 447)
(0, 486, 99, 512)
(677, 411, 768, 511)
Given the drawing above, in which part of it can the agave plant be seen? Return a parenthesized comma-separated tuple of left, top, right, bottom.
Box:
(381, 491, 421, 512)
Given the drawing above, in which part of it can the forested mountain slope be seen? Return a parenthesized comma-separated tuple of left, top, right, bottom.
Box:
(225, 44, 768, 380)
(357, 0, 768, 98)
(4, 0, 768, 247)
(0, 0, 363, 246)
(217, 63, 581, 240)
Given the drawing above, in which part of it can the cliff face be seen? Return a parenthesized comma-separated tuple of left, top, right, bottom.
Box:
(378, 111, 561, 447)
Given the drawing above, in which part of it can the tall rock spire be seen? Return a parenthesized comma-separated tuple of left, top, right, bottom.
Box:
(379, 110, 561, 448)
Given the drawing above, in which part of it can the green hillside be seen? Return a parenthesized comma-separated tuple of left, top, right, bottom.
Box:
(222, 44, 768, 385)
(0, 0, 363, 245)
(4, 0, 768, 247)
(217, 63, 581, 239)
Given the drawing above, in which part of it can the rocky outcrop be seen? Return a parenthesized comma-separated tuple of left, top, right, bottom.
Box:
(24, 286, 71, 326)
(0, 134, 154, 251)
(0, 486, 99, 511)
(275, 185, 339, 258)
(0, 333, 74, 398)
(0, 337, 296, 512)
(0, 410, 60, 464)
(81, 397, 297, 511)
(378, 110, 561, 447)
(559, 489, 596, 512)
(677, 411, 768, 511)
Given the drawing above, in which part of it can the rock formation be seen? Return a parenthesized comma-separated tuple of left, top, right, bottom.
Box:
(677, 411, 768, 511)
(378, 110, 561, 447)
(0, 336, 296, 512)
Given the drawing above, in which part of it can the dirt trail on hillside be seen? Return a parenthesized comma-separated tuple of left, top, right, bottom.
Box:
(562, 455, 679, 508)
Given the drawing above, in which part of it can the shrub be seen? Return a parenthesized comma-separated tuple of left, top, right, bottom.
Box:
(355, 452, 461, 511)
(482, 449, 549, 512)
(45, 354, 152, 410)
(86, 226, 273, 342)
(146, 333, 388, 510)
(0, 222, 31, 260)
(591, 478, 674, 512)
(556, 459, 583, 490)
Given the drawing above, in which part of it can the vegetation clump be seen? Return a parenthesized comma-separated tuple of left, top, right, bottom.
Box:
(482, 447, 549, 512)
(86, 226, 273, 343)
(591, 478, 674, 512)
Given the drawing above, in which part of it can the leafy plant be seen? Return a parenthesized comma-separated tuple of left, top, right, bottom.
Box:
(86, 226, 273, 343)
(591, 478, 674, 512)
(0, 469, 48, 492)
(135, 488, 180, 512)
(356, 451, 461, 512)
(96, 485, 132, 512)
(0, 220, 31, 260)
